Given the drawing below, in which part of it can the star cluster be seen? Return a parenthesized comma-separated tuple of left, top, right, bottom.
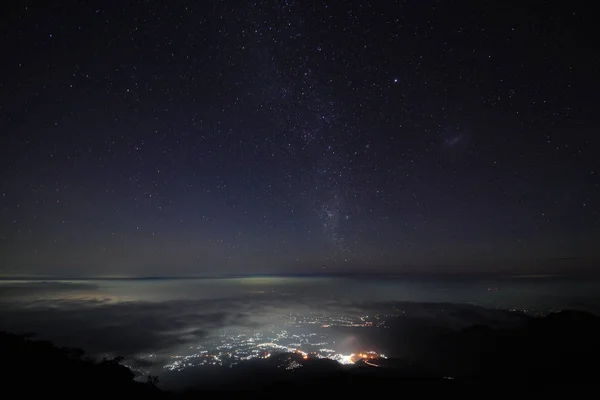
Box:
(0, 1, 598, 277)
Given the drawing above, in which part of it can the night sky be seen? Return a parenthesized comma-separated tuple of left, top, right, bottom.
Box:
(1, 1, 598, 278)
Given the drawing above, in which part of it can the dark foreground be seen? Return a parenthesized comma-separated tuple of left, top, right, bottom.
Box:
(2, 309, 600, 397)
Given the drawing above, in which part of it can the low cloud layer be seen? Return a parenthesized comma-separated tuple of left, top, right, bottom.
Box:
(1, 277, 598, 370)
(0, 280, 513, 359)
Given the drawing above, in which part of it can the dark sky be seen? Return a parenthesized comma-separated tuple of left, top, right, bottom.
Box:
(1, 1, 598, 277)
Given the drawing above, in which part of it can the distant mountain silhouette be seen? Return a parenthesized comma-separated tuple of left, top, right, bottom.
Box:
(432, 309, 600, 382)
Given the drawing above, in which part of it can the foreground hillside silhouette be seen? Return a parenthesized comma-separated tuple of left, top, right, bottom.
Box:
(0, 332, 164, 397)
(3, 309, 600, 396)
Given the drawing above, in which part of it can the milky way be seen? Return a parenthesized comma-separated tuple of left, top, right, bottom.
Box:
(248, 1, 354, 257)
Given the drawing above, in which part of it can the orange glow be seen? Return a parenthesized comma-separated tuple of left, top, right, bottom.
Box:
(352, 351, 380, 362)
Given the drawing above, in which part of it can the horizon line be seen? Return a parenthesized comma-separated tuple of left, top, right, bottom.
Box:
(0, 272, 578, 281)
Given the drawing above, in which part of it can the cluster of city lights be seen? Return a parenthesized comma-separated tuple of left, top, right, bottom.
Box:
(153, 312, 395, 373)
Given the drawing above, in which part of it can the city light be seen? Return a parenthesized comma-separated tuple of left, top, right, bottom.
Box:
(154, 311, 393, 373)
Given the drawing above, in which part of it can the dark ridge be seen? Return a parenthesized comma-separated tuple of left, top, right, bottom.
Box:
(0, 332, 166, 398)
